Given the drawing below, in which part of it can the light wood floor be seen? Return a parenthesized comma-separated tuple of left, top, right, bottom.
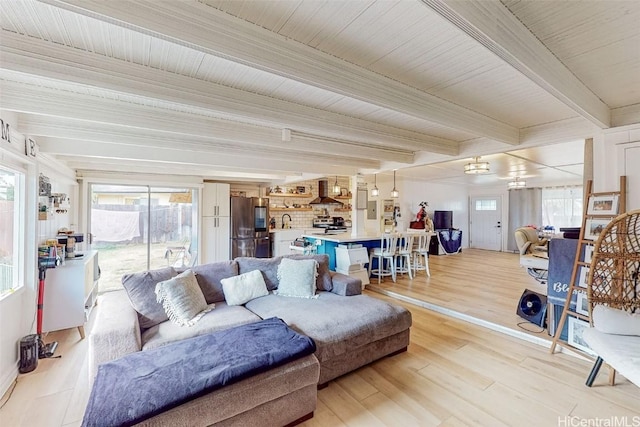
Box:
(2, 250, 638, 426)
(367, 249, 550, 342)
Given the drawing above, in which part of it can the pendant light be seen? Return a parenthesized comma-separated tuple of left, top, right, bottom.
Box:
(391, 170, 399, 198)
(371, 174, 379, 197)
(507, 177, 526, 189)
(333, 176, 341, 194)
(464, 156, 490, 174)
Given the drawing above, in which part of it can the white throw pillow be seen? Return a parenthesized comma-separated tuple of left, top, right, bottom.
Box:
(155, 269, 212, 327)
(221, 269, 269, 306)
(593, 305, 640, 336)
(275, 258, 318, 299)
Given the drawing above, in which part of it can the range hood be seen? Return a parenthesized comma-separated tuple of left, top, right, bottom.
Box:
(309, 180, 344, 205)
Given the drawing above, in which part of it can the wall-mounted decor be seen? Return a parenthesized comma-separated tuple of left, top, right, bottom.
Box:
(587, 194, 619, 215)
(584, 218, 609, 240)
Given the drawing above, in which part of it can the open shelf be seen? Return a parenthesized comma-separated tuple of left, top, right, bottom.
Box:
(267, 193, 313, 198)
(269, 208, 313, 212)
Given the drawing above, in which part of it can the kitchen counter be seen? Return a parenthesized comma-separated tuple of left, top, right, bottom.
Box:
(301, 232, 383, 270)
(300, 232, 381, 243)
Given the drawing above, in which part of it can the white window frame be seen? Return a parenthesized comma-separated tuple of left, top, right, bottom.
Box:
(0, 161, 26, 300)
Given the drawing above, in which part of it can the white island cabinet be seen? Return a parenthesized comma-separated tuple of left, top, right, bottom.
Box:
(42, 250, 99, 339)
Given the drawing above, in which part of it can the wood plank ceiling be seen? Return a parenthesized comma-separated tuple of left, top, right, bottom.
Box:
(0, 0, 638, 186)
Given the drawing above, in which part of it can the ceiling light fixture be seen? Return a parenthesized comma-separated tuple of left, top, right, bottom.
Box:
(391, 170, 399, 198)
(333, 176, 341, 194)
(507, 177, 526, 189)
(371, 174, 379, 197)
(464, 156, 490, 174)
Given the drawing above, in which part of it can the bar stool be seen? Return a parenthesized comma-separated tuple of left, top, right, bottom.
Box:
(412, 232, 431, 277)
(395, 232, 414, 279)
(368, 233, 398, 284)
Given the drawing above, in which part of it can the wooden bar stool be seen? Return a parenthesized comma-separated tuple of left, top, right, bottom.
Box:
(412, 232, 431, 277)
(395, 232, 414, 279)
(368, 233, 398, 283)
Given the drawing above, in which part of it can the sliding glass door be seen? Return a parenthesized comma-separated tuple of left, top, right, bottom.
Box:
(90, 184, 197, 292)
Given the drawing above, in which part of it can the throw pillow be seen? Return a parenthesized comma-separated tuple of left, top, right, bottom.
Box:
(190, 260, 239, 304)
(275, 258, 318, 299)
(593, 305, 640, 336)
(155, 269, 212, 327)
(221, 269, 269, 306)
(122, 266, 177, 329)
(285, 254, 332, 291)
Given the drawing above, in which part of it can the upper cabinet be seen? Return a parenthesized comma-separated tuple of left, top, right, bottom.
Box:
(203, 183, 230, 217)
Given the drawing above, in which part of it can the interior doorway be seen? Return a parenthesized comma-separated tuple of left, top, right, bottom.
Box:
(89, 184, 197, 292)
(469, 196, 502, 251)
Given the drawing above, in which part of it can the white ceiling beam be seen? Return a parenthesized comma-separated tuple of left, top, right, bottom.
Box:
(35, 135, 370, 176)
(611, 104, 640, 128)
(17, 114, 384, 169)
(421, 0, 611, 129)
(0, 33, 457, 156)
(40, 0, 518, 144)
(3, 82, 396, 166)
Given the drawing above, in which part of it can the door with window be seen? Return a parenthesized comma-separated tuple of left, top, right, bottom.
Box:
(90, 184, 197, 292)
(470, 196, 502, 251)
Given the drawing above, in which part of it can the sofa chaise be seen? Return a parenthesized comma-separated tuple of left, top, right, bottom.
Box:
(88, 254, 412, 425)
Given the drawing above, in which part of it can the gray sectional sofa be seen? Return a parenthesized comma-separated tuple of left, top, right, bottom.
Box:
(88, 254, 412, 426)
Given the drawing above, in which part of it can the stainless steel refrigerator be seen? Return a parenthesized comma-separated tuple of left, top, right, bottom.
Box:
(230, 197, 270, 258)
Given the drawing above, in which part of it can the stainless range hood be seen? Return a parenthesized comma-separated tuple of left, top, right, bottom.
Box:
(309, 180, 344, 205)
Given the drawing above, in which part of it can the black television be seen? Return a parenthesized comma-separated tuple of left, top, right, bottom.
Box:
(433, 210, 453, 230)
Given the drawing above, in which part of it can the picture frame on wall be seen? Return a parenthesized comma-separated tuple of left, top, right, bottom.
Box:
(567, 317, 595, 355)
(587, 194, 619, 215)
(584, 219, 609, 240)
(578, 266, 589, 288)
(576, 291, 589, 316)
(584, 245, 594, 263)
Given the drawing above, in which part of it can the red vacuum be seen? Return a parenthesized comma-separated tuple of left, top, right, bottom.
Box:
(36, 264, 59, 359)
(19, 262, 59, 373)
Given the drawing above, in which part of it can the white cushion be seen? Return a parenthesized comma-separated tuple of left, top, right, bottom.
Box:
(274, 258, 318, 299)
(592, 305, 640, 336)
(220, 269, 269, 306)
(583, 328, 640, 387)
(155, 269, 212, 327)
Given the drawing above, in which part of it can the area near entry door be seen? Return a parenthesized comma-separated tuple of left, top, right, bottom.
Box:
(469, 196, 502, 251)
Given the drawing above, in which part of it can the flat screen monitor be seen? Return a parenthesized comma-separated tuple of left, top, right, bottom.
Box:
(433, 210, 453, 230)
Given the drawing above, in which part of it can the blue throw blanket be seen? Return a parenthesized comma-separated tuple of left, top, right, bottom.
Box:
(82, 317, 316, 427)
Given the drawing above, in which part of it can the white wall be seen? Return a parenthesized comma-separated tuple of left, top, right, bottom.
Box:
(594, 125, 640, 210)
(363, 174, 469, 246)
(0, 112, 77, 397)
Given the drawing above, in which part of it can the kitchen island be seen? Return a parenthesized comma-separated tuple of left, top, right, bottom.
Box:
(301, 232, 382, 271)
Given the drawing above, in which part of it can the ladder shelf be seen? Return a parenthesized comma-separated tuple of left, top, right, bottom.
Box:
(549, 176, 627, 356)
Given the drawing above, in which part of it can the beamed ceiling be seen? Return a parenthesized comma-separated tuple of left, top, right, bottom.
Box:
(1, 0, 639, 186)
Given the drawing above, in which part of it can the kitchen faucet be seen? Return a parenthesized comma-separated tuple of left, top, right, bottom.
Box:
(281, 214, 292, 229)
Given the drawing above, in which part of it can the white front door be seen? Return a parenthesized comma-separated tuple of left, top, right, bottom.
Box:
(470, 196, 502, 251)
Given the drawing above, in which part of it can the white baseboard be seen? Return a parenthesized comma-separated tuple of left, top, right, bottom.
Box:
(0, 364, 18, 401)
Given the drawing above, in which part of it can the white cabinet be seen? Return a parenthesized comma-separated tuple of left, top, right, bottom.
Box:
(203, 183, 230, 217)
(42, 250, 99, 338)
(202, 183, 230, 263)
(202, 216, 230, 263)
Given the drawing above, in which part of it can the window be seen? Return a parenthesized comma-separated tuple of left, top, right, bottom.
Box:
(475, 199, 497, 211)
(542, 186, 583, 230)
(0, 165, 24, 297)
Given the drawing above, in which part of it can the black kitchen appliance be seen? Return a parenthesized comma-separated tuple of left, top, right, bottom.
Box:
(332, 216, 344, 226)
